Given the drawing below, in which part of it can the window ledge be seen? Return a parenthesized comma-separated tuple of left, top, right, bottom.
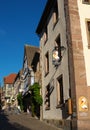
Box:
(45, 107, 50, 110)
(82, 2, 90, 4)
(56, 104, 64, 109)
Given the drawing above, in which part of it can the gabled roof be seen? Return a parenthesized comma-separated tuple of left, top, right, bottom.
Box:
(4, 73, 17, 84)
(14, 69, 23, 83)
(24, 45, 40, 67)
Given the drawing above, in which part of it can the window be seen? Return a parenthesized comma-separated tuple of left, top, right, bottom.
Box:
(7, 84, 12, 89)
(86, 20, 90, 48)
(83, 0, 90, 4)
(53, 0, 59, 28)
(55, 34, 61, 60)
(45, 52, 49, 76)
(7, 90, 12, 96)
(45, 84, 50, 110)
(52, 35, 61, 66)
(56, 75, 64, 108)
(44, 26, 48, 44)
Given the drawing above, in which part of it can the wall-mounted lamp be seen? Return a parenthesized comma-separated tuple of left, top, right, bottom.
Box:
(52, 46, 66, 66)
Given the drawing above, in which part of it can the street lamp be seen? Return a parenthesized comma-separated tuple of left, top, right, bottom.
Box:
(52, 46, 66, 66)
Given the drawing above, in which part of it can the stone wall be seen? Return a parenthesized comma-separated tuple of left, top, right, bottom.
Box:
(64, 0, 90, 129)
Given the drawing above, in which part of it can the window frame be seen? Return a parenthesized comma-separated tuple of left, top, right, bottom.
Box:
(45, 84, 50, 110)
(52, 34, 61, 65)
(55, 34, 61, 58)
(44, 51, 49, 76)
(86, 19, 90, 48)
(53, 0, 59, 29)
(82, 0, 90, 4)
(56, 75, 64, 108)
(44, 26, 48, 44)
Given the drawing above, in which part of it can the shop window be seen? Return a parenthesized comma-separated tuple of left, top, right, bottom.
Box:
(53, 0, 59, 28)
(86, 20, 90, 48)
(56, 75, 64, 108)
(45, 84, 50, 110)
(82, 0, 90, 4)
(45, 51, 49, 76)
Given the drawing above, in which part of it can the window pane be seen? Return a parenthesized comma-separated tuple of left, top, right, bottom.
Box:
(45, 52, 49, 75)
(45, 84, 50, 110)
(86, 20, 90, 48)
(83, 0, 90, 3)
(56, 75, 64, 106)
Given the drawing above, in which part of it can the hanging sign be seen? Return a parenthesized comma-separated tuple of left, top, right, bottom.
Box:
(79, 96, 88, 112)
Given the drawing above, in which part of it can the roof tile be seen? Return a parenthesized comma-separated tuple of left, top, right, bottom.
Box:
(4, 73, 17, 84)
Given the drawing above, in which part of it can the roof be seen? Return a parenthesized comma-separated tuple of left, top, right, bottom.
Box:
(36, 0, 55, 35)
(24, 45, 40, 67)
(4, 73, 17, 84)
(14, 69, 23, 83)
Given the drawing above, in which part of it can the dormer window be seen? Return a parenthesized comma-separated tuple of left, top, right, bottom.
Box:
(83, 0, 90, 4)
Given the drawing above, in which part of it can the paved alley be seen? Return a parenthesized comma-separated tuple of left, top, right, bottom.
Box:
(0, 110, 62, 130)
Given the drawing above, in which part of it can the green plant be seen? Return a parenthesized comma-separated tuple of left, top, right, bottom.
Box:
(29, 83, 43, 116)
(31, 103, 35, 117)
(17, 93, 24, 111)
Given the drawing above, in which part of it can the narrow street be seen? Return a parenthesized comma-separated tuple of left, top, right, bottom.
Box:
(0, 110, 62, 130)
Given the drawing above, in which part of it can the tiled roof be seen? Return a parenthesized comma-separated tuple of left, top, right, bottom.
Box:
(4, 73, 17, 84)
(24, 45, 40, 66)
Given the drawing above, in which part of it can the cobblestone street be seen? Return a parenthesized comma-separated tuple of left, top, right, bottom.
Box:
(0, 110, 62, 130)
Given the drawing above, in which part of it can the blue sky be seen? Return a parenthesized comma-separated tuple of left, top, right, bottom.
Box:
(0, 0, 47, 86)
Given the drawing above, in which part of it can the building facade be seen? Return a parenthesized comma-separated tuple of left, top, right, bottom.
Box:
(1, 87, 5, 109)
(36, 0, 70, 128)
(21, 44, 41, 114)
(4, 73, 17, 108)
(22, 45, 40, 94)
(13, 70, 23, 107)
(0, 87, 2, 109)
(36, 0, 90, 129)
